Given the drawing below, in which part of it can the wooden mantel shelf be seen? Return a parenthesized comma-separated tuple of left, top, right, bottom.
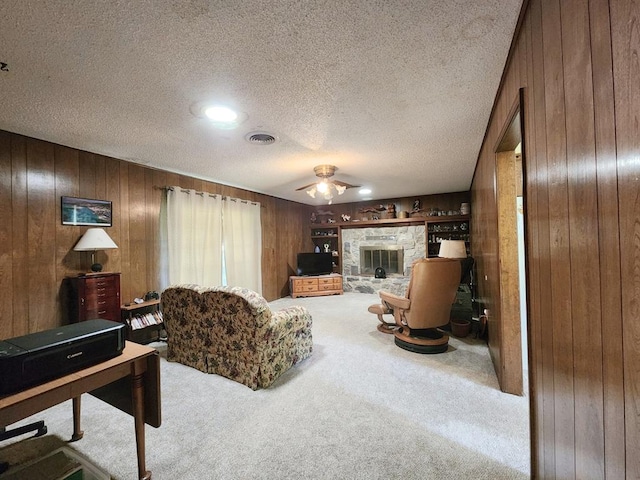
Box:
(311, 214, 470, 229)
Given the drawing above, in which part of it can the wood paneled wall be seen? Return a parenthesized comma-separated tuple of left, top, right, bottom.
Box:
(471, 0, 639, 476)
(0, 130, 311, 339)
(0, 128, 467, 342)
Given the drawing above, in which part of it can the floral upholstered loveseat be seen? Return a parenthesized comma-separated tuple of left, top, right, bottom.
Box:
(161, 285, 313, 390)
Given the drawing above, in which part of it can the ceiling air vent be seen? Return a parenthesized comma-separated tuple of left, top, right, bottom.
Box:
(246, 132, 277, 145)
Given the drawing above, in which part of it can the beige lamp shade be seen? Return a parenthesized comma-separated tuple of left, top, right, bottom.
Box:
(74, 228, 118, 272)
(438, 239, 467, 259)
(73, 228, 118, 251)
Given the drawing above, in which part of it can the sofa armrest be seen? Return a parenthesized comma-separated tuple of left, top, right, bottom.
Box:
(264, 306, 312, 340)
(272, 305, 312, 327)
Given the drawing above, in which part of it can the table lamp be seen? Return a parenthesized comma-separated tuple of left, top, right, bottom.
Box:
(439, 239, 474, 286)
(438, 239, 467, 259)
(73, 228, 118, 272)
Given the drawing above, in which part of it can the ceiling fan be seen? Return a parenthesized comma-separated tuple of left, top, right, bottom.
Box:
(295, 165, 360, 204)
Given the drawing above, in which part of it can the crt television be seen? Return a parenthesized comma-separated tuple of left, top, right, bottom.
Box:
(296, 252, 333, 276)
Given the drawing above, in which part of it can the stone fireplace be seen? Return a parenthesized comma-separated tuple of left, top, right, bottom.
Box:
(341, 225, 425, 294)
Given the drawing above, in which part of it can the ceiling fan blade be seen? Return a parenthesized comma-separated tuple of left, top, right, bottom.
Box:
(295, 182, 317, 191)
(333, 180, 361, 189)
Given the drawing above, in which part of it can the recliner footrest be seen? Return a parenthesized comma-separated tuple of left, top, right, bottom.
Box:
(367, 304, 390, 315)
(368, 304, 398, 334)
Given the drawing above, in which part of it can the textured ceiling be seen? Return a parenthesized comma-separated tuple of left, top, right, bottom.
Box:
(0, 0, 522, 205)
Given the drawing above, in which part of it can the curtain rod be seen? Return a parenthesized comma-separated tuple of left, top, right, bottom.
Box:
(156, 186, 262, 207)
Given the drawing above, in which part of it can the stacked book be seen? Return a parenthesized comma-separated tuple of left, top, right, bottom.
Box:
(130, 310, 163, 330)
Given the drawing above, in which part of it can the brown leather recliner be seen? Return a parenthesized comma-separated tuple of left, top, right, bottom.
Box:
(368, 258, 461, 353)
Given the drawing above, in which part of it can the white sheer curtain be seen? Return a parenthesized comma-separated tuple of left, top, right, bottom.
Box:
(222, 197, 262, 294)
(165, 187, 223, 286)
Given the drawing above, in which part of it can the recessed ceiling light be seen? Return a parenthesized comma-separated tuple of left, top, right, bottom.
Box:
(359, 188, 372, 195)
(190, 102, 247, 129)
(204, 106, 237, 122)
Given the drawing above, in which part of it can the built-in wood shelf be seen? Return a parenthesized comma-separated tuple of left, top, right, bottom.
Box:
(312, 214, 469, 229)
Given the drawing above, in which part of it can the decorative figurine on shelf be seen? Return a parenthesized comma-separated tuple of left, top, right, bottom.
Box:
(316, 209, 335, 216)
(314, 245, 321, 253)
(358, 204, 386, 220)
(341, 214, 351, 222)
(310, 212, 317, 223)
(412, 199, 421, 212)
(384, 204, 396, 219)
(324, 243, 331, 253)
(327, 218, 336, 223)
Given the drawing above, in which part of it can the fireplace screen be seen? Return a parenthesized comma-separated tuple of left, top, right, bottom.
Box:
(360, 246, 404, 275)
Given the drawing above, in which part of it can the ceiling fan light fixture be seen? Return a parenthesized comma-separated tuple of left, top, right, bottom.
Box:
(296, 164, 360, 204)
(316, 179, 329, 193)
(325, 191, 334, 204)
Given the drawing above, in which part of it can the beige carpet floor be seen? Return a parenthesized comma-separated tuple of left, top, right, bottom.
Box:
(1, 292, 530, 479)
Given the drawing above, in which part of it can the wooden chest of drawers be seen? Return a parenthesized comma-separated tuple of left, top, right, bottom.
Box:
(290, 274, 343, 298)
(67, 273, 121, 323)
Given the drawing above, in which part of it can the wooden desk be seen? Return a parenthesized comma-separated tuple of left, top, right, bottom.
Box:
(0, 341, 161, 480)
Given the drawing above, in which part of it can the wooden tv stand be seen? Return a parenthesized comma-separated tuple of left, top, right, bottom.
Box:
(290, 274, 343, 298)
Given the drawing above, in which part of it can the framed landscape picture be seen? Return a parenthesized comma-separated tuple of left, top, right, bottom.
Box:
(61, 196, 112, 226)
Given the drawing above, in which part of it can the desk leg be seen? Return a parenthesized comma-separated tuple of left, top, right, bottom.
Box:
(71, 396, 84, 441)
(132, 369, 151, 480)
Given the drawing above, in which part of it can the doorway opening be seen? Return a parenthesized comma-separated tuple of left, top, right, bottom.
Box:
(494, 89, 529, 396)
